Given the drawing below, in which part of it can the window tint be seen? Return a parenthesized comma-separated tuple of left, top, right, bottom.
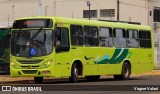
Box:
(126, 30, 139, 48)
(55, 28, 70, 51)
(61, 28, 69, 47)
(70, 25, 83, 46)
(99, 27, 113, 47)
(154, 7, 160, 22)
(139, 31, 151, 39)
(84, 26, 99, 46)
(100, 9, 115, 17)
(83, 10, 97, 18)
(113, 29, 126, 47)
(139, 31, 151, 48)
(1, 33, 11, 49)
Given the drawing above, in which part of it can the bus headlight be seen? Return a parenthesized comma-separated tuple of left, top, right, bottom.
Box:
(11, 62, 17, 68)
(43, 60, 51, 68)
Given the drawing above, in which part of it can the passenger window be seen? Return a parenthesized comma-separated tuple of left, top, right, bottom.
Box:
(61, 28, 69, 47)
(70, 25, 83, 46)
(99, 27, 113, 47)
(55, 28, 70, 52)
(84, 26, 99, 46)
(126, 30, 139, 48)
(113, 29, 126, 48)
(139, 31, 151, 48)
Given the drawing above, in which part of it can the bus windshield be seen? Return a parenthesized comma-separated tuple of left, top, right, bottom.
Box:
(11, 29, 53, 57)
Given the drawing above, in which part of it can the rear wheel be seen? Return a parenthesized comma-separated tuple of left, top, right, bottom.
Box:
(114, 62, 131, 80)
(34, 77, 43, 83)
(85, 75, 100, 81)
(69, 63, 78, 83)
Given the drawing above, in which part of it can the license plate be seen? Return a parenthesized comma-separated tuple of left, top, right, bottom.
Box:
(42, 71, 50, 74)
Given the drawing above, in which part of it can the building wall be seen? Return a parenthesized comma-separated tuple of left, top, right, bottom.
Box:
(0, 1, 38, 22)
(0, 0, 155, 25)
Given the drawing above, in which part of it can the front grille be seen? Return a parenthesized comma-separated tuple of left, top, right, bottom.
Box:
(22, 70, 38, 74)
(21, 66, 40, 69)
(17, 59, 43, 64)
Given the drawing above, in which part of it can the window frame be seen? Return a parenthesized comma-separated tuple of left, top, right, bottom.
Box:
(83, 26, 99, 47)
(113, 28, 127, 48)
(126, 29, 139, 48)
(100, 9, 115, 17)
(83, 10, 98, 18)
(99, 27, 113, 47)
(139, 30, 152, 48)
(55, 27, 70, 52)
(70, 24, 84, 46)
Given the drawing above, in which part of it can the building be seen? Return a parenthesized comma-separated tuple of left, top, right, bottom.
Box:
(0, 0, 160, 67)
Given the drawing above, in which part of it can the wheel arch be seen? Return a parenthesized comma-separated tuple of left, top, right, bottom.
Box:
(70, 59, 83, 76)
(123, 60, 131, 74)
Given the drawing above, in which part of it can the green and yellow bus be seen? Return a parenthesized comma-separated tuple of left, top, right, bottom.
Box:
(10, 17, 154, 83)
(0, 28, 11, 74)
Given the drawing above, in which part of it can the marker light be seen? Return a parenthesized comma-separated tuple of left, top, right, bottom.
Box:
(43, 60, 51, 68)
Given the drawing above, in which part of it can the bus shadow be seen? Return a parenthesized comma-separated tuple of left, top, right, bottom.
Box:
(0, 76, 150, 84)
(40, 76, 148, 84)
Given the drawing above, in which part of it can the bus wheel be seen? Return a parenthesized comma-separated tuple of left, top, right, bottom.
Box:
(69, 63, 78, 83)
(34, 77, 43, 83)
(85, 75, 100, 81)
(114, 62, 131, 80)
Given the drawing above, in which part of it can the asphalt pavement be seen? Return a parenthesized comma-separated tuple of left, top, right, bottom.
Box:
(0, 69, 160, 84)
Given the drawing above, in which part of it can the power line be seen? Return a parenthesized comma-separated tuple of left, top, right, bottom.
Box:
(120, 1, 147, 8)
(147, 0, 160, 4)
(119, 1, 155, 9)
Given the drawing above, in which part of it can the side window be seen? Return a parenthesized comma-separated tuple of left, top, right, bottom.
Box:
(99, 27, 113, 47)
(0, 33, 11, 50)
(0, 37, 4, 52)
(84, 26, 99, 46)
(61, 28, 69, 47)
(126, 30, 139, 48)
(55, 28, 70, 51)
(70, 25, 83, 46)
(113, 29, 126, 48)
(139, 31, 151, 48)
(4, 33, 11, 49)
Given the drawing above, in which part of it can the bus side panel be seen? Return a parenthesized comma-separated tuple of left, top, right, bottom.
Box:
(55, 52, 70, 77)
(81, 47, 99, 76)
(130, 48, 154, 74)
(139, 49, 154, 73)
(127, 49, 142, 74)
(98, 48, 117, 75)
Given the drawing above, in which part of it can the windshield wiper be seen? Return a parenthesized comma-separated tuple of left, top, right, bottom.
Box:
(31, 28, 43, 40)
(20, 28, 43, 42)
(20, 29, 30, 40)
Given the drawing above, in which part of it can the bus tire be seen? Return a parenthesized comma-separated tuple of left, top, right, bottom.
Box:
(114, 62, 131, 80)
(69, 63, 78, 83)
(85, 75, 100, 81)
(34, 77, 43, 83)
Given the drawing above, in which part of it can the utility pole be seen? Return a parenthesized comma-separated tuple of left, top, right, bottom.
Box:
(38, 0, 42, 16)
(86, 1, 91, 20)
(9, 0, 15, 21)
(53, 0, 57, 16)
(8, 15, 10, 28)
(147, 0, 150, 26)
(117, 0, 120, 21)
(45, 6, 48, 16)
(12, 4, 14, 21)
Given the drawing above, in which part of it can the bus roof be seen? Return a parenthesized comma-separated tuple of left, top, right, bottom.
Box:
(15, 16, 152, 31)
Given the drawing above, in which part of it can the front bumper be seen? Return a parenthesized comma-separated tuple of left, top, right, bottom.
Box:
(10, 65, 55, 77)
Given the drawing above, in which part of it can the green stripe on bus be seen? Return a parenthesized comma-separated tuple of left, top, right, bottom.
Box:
(95, 48, 129, 64)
